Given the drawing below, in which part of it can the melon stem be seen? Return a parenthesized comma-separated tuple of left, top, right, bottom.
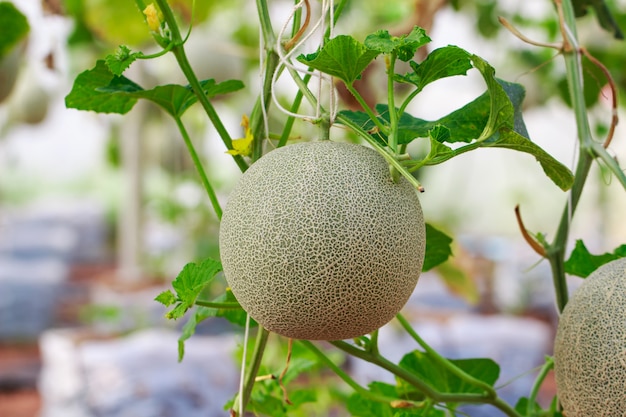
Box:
(232, 326, 271, 416)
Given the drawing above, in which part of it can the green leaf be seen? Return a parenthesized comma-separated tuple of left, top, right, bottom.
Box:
(514, 396, 563, 417)
(105, 45, 143, 76)
(348, 386, 395, 417)
(339, 53, 572, 190)
(348, 382, 446, 417)
(471, 55, 515, 141)
(67, 60, 244, 117)
(163, 258, 222, 320)
(435, 260, 479, 304)
(341, 76, 528, 146)
(65, 60, 139, 114)
(394, 410, 446, 417)
(397, 350, 499, 396)
(414, 77, 529, 144)
(416, 126, 456, 168)
(397, 46, 472, 91)
(176, 287, 257, 360)
(99, 78, 244, 117)
(364, 26, 431, 62)
(515, 397, 542, 415)
(177, 307, 204, 361)
(281, 357, 318, 385)
(347, 395, 391, 417)
(0, 2, 29, 60)
(482, 128, 574, 191)
(209, 288, 256, 327)
(427, 124, 451, 143)
(297, 35, 379, 84)
(287, 389, 317, 407)
(154, 289, 177, 306)
(573, 0, 623, 39)
(564, 240, 626, 277)
(249, 390, 288, 417)
(423, 223, 453, 272)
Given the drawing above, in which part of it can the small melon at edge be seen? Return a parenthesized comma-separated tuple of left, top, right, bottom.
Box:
(554, 257, 626, 416)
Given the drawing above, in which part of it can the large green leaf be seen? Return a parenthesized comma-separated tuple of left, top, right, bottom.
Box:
(99, 77, 244, 117)
(423, 223, 453, 272)
(397, 350, 500, 396)
(296, 35, 379, 84)
(573, 0, 623, 39)
(347, 382, 445, 417)
(339, 78, 573, 190)
(65, 60, 139, 114)
(340, 77, 527, 146)
(481, 128, 573, 191)
(0, 2, 29, 60)
(564, 240, 626, 278)
(66, 60, 244, 116)
(471, 55, 515, 141)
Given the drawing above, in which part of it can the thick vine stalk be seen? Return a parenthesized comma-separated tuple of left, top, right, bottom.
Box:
(547, 0, 598, 312)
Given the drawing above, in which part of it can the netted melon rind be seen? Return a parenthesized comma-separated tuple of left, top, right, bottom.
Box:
(554, 257, 626, 417)
(219, 141, 426, 340)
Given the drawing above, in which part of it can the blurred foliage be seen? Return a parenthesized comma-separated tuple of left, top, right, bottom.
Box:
(62, 0, 218, 47)
(452, 0, 625, 109)
(0, 1, 29, 59)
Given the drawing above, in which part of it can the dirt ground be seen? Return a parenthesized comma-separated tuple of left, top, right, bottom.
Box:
(0, 344, 41, 417)
(0, 390, 41, 417)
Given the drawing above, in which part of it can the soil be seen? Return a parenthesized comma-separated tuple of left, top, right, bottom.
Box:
(0, 390, 41, 417)
(0, 344, 41, 417)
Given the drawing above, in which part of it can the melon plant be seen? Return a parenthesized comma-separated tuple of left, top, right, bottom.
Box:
(0, 2, 28, 104)
(64, 0, 626, 415)
(554, 257, 626, 417)
(219, 140, 426, 340)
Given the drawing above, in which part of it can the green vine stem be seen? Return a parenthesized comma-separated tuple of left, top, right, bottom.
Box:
(277, 78, 309, 147)
(344, 83, 388, 134)
(396, 314, 496, 397)
(249, 50, 280, 161)
(299, 340, 424, 407)
(545, 0, 597, 312)
(527, 357, 554, 416)
(336, 112, 424, 192)
(277, 0, 349, 147)
(232, 326, 271, 416)
(173, 117, 223, 219)
(250, 0, 280, 162)
(368, 329, 380, 355)
(328, 340, 522, 417)
(386, 52, 399, 154)
(153, 0, 249, 173)
(194, 300, 242, 309)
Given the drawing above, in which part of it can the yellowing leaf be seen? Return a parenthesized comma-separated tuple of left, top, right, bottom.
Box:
(435, 258, 479, 305)
(227, 115, 254, 156)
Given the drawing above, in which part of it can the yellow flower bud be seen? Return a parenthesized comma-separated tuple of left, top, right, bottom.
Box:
(143, 3, 161, 32)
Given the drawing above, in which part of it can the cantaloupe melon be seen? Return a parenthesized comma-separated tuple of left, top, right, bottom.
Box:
(554, 257, 626, 416)
(219, 141, 426, 340)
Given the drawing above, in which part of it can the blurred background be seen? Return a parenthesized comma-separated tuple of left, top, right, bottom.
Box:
(1, 0, 625, 416)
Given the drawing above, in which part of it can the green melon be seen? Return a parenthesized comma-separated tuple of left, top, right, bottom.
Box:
(554, 257, 626, 416)
(219, 141, 426, 340)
